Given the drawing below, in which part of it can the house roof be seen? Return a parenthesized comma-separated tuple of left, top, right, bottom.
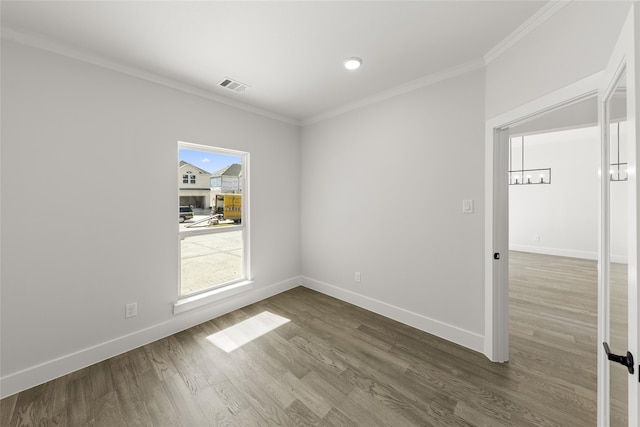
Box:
(212, 163, 242, 177)
(179, 160, 212, 176)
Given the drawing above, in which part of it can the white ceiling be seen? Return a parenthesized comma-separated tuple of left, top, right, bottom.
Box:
(1, 1, 549, 124)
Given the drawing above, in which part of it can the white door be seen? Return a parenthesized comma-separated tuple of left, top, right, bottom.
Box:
(598, 5, 639, 426)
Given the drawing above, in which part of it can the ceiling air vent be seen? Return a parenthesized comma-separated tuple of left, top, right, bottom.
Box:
(219, 78, 249, 94)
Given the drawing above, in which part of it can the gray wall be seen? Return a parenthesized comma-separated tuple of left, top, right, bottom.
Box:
(300, 69, 487, 350)
(1, 40, 301, 395)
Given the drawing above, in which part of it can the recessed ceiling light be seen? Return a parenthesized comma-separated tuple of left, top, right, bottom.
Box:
(344, 57, 362, 71)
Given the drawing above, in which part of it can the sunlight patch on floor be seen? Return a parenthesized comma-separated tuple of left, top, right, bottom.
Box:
(206, 311, 290, 352)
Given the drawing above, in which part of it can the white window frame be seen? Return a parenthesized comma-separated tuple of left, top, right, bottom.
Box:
(174, 141, 251, 314)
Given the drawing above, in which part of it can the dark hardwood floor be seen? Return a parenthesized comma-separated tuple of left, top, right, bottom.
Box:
(2, 252, 611, 426)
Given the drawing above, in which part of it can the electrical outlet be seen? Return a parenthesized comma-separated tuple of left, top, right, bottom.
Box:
(533, 234, 541, 242)
(355, 272, 361, 282)
(125, 302, 137, 318)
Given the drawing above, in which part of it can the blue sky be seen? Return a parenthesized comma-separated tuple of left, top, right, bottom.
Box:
(179, 149, 241, 174)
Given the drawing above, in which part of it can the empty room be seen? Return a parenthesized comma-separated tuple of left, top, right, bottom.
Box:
(1, 1, 639, 426)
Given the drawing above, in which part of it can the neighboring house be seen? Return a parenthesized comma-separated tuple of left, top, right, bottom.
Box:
(210, 163, 242, 194)
(178, 160, 212, 209)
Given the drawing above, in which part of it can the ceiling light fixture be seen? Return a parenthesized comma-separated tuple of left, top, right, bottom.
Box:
(508, 135, 551, 185)
(344, 57, 362, 71)
(610, 121, 628, 182)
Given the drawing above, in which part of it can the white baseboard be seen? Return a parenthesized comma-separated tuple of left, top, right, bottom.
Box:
(299, 276, 484, 354)
(509, 244, 628, 264)
(0, 276, 300, 399)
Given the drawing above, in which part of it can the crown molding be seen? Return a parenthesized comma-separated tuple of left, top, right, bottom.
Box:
(3, 1, 570, 129)
(1, 26, 301, 126)
(301, 58, 485, 126)
(484, 0, 571, 65)
(303, 1, 570, 126)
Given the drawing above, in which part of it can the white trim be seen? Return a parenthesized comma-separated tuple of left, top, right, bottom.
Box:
(597, 6, 639, 425)
(300, 276, 484, 354)
(178, 224, 243, 238)
(301, 58, 485, 126)
(0, 277, 301, 399)
(484, 1, 571, 65)
(487, 73, 603, 130)
(509, 120, 599, 138)
(485, 72, 603, 363)
(2, 1, 567, 131)
(2, 2, 565, 131)
(484, 128, 510, 362)
(173, 280, 254, 314)
(1, 27, 300, 127)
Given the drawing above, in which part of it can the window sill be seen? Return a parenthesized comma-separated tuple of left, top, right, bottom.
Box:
(173, 280, 253, 315)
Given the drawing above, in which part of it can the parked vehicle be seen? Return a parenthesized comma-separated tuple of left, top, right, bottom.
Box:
(212, 194, 242, 223)
(179, 205, 194, 222)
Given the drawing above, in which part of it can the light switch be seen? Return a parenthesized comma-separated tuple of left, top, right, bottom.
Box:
(462, 199, 474, 214)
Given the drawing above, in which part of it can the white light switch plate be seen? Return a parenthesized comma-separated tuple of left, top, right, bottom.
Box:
(462, 199, 474, 214)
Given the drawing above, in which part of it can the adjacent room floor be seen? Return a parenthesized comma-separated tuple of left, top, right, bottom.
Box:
(1, 252, 608, 426)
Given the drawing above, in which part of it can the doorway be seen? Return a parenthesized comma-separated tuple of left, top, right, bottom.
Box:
(507, 120, 601, 421)
(485, 74, 634, 426)
(483, 74, 603, 363)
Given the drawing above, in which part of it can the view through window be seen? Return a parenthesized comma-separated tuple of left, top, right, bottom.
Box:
(178, 142, 247, 297)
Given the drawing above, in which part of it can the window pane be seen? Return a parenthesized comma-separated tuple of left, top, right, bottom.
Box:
(178, 144, 246, 298)
(180, 230, 243, 295)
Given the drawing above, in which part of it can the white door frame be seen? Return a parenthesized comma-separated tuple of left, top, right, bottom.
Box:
(598, 6, 639, 425)
(484, 72, 602, 362)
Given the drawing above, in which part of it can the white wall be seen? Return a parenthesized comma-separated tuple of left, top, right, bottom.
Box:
(509, 124, 629, 262)
(300, 69, 486, 351)
(486, 1, 631, 119)
(509, 127, 601, 259)
(0, 40, 301, 397)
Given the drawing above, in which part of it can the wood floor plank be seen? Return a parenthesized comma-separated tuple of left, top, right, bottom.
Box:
(89, 390, 124, 427)
(235, 351, 298, 410)
(8, 380, 60, 426)
(136, 368, 182, 427)
(284, 398, 322, 427)
(65, 374, 91, 426)
(299, 370, 368, 425)
(108, 354, 152, 426)
(320, 407, 357, 427)
(0, 393, 18, 427)
(88, 360, 115, 401)
(160, 373, 209, 426)
(236, 375, 295, 427)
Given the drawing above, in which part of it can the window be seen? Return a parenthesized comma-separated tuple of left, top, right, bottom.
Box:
(177, 142, 249, 304)
(182, 173, 196, 184)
